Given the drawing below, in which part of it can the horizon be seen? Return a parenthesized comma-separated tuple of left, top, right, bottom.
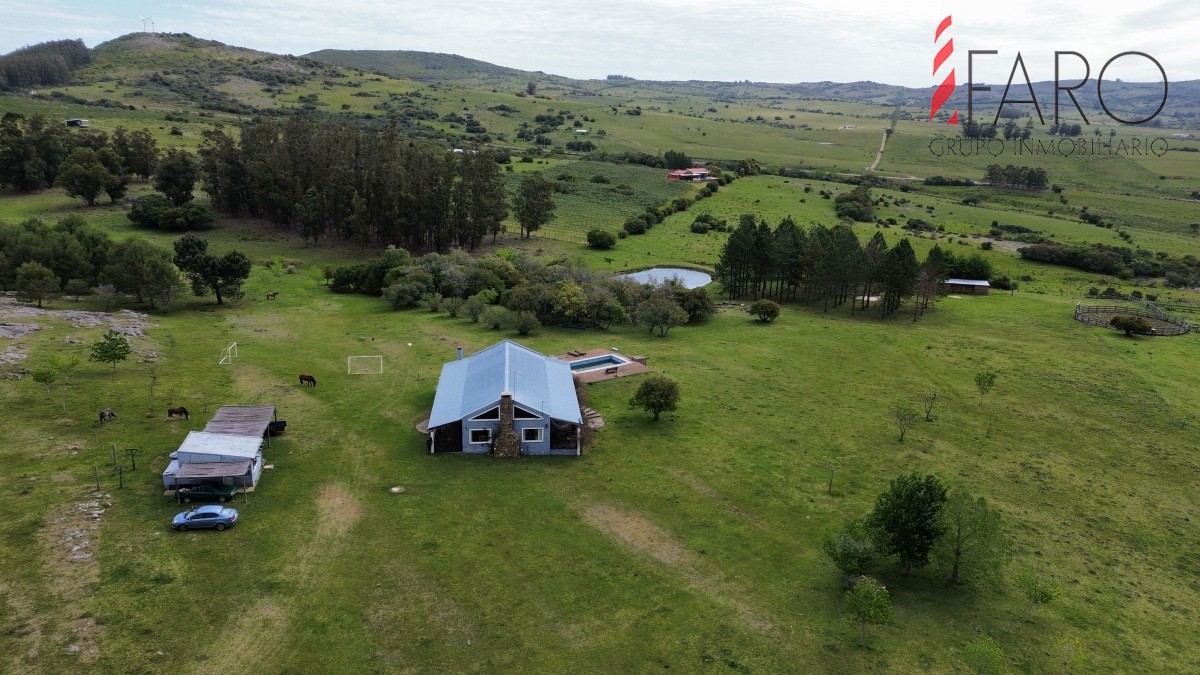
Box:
(1, 1, 1197, 89)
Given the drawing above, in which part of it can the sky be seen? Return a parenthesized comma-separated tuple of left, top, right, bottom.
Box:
(1, 0, 1197, 88)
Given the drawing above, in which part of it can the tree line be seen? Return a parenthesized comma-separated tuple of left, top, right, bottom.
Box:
(983, 164, 1048, 189)
(0, 216, 249, 309)
(0, 113, 158, 201)
(329, 248, 716, 338)
(714, 215, 992, 319)
(0, 39, 90, 89)
(197, 116, 527, 251)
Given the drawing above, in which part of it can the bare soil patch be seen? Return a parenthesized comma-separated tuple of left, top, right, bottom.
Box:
(580, 502, 777, 635)
(316, 482, 362, 539)
(669, 469, 766, 529)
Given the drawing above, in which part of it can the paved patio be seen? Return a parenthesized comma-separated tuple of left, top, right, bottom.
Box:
(556, 348, 652, 384)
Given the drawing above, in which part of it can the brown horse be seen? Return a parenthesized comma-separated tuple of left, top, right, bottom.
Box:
(167, 406, 190, 419)
(299, 374, 317, 387)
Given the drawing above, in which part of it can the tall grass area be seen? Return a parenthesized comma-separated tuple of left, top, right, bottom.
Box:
(1, 261, 1198, 672)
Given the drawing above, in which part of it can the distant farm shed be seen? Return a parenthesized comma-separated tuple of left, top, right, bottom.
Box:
(943, 278, 990, 295)
(65, 118, 90, 127)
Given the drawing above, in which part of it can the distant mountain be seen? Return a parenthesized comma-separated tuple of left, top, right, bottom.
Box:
(306, 47, 1200, 125)
(304, 49, 547, 83)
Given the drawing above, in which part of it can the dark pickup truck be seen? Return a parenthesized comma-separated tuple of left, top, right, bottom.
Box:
(176, 484, 238, 503)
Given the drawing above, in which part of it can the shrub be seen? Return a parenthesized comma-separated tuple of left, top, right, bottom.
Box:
(512, 310, 540, 335)
(623, 218, 648, 235)
(690, 221, 711, 234)
(1110, 314, 1152, 336)
(586, 228, 617, 249)
(749, 299, 780, 322)
(481, 306, 510, 329)
(443, 297, 464, 318)
(383, 281, 425, 309)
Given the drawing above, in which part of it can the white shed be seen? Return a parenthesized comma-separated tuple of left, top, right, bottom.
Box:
(162, 431, 264, 489)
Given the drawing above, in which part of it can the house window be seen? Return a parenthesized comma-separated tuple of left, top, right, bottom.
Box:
(471, 407, 500, 420)
(513, 406, 539, 419)
(469, 428, 492, 444)
(522, 427, 543, 443)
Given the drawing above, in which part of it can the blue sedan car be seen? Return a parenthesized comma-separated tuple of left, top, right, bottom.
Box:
(172, 505, 238, 532)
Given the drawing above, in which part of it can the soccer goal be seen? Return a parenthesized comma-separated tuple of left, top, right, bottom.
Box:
(219, 342, 238, 365)
(347, 355, 383, 375)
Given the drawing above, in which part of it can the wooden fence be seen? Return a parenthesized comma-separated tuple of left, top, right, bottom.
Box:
(1074, 303, 1190, 336)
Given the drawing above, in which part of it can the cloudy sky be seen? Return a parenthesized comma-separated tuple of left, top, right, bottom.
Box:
(1, 0, 1196, 87)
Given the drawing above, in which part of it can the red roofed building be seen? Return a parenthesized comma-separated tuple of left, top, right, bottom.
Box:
(667, 167, 710, 181)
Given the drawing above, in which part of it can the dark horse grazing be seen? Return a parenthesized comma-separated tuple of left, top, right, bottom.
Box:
(299, 374, 317, 387)
(167, 406, 190, 420)
(99, 408, 117, 425)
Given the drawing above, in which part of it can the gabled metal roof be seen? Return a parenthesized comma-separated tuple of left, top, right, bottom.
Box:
(945, 278, 991, 286)
(429, 340, 582, 427)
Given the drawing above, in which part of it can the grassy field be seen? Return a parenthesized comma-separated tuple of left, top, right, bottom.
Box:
(3, 243, 1199, 673)
(3, 31, 1200, 674)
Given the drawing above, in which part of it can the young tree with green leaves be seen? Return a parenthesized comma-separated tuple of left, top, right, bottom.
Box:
(844, 576, 891, 646)
(935, 490, 1009, 586)
(635, 286, 688, 337)
(89, 329, 132, 373)
(822, 517, 880, 586)
(629, 375, 680, 421)
(868, 472, 948, 574)
(1017, 569, 1059, 621)
(890, 399, 918, 442)
(15, 260, 59, 307)
(920, 391, 940, 421)
(961, 635, 1006, 674)
(975, 370, 997, 406)
(31, 367, 58, 400)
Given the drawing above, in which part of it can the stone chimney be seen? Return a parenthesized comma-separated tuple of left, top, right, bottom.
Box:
(493, 392, 520, 458)
(456, 346, 463, 361)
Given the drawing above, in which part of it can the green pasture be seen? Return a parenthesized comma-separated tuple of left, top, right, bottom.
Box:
(2, 247, 1199, 673)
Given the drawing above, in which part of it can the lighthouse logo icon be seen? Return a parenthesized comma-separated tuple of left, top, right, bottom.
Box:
(930, 15, 958, 124)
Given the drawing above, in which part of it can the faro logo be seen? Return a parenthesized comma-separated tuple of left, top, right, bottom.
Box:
(928, 14, 1168, 126)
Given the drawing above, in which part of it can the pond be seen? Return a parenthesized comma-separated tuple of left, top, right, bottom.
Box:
(622, 267, 712, 289)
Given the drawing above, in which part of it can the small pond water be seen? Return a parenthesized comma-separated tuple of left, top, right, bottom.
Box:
(622, 267, 712, 289)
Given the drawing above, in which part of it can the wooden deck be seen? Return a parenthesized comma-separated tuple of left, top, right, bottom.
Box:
(557, 348, 652, 384)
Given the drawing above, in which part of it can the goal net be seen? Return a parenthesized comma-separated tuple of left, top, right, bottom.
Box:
(347, 355, 383, 375)
(219, 342, 238, 365)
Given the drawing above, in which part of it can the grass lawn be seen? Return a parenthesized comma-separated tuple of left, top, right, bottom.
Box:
(2, 236, 1199, 672)
(3, 36, 1200, 670)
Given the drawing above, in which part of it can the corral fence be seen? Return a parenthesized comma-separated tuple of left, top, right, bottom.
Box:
(1074, 299, 1190, 336)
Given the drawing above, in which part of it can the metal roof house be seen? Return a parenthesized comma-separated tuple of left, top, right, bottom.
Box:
(943, 278, 991, 295)
(161, 405, 277, 489)
(427, 341, 582, 456)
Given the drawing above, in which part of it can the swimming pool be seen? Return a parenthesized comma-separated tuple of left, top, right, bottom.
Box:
(569, 354, 629, 372)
